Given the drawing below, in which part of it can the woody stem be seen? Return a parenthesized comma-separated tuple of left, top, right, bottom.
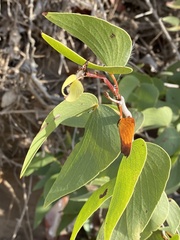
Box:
(85, 72, 116, 95)
(109, 73, 121, 100)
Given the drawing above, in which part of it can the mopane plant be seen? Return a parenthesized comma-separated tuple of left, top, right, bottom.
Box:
(20, 13, 180, 240)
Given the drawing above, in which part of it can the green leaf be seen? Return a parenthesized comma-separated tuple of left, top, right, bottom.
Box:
(20, 93, 98, 177)
(42, 32, 132, 74)
(61, 110, 91, 128)
(146, 230, 165, 240)
(141, 192, 169, 239)
(166, 61, 180, 84)
(23, 152, 57, 177)
(167, 0, 180, 9)
(156, 100, 179, 122)
(104, 139, 147, 240)
(166, 88, 180, 108)
(162, 16, 180, 32)
(42, 13, 133, 73)
(166, 25, 180, 32)
(107, 142, 171, 240)
(154, 127, 180, 156)
(33, 195, 52, 229)
(166, 155, 180, 194)
(131, 109, 144, 132)
(161, 198, 180, 235)
(44, 105, 121, 207)
(66, 80, 84, 102)
(163, 16, 180, 26)
(133, 83, 159, 110)
(131, 72, 153, 84)
(57, 199, 85, 234)
(142, 107, 173, 130)
(33, 162, 61, 191)
(170, 235, 180, 240)
(70, 192, 92, 202)
(119, 75, 140, 101)
(43, 172, 60, 199)
(61, 74, 77, 96)
(44, 12, 132, 66)
(162, 16, 180, 31)
(151, 77, 164, 93)
(104, 105, 144, 133)
(70, 179, 116, 240)
(96, 155, 122, 180)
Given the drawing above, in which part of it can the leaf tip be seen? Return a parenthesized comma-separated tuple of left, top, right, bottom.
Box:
(20, 170, 24, 179)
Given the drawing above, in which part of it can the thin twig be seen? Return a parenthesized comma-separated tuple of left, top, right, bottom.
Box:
(145, 0, 180, 60)
(0, 171, 22, 217)
(28, 80, 48, 108)
(12, 177, 33, 240)
(0, 109, 47, 115)
(96, 78, 102, 103)
(25, 177, 33, 240)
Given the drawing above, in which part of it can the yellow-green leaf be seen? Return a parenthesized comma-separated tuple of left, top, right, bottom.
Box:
(104, 139, 147, 240)
(42, 32, 132, 74)
(66, 80, 84, 102)
(61, 74, 77, 97)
